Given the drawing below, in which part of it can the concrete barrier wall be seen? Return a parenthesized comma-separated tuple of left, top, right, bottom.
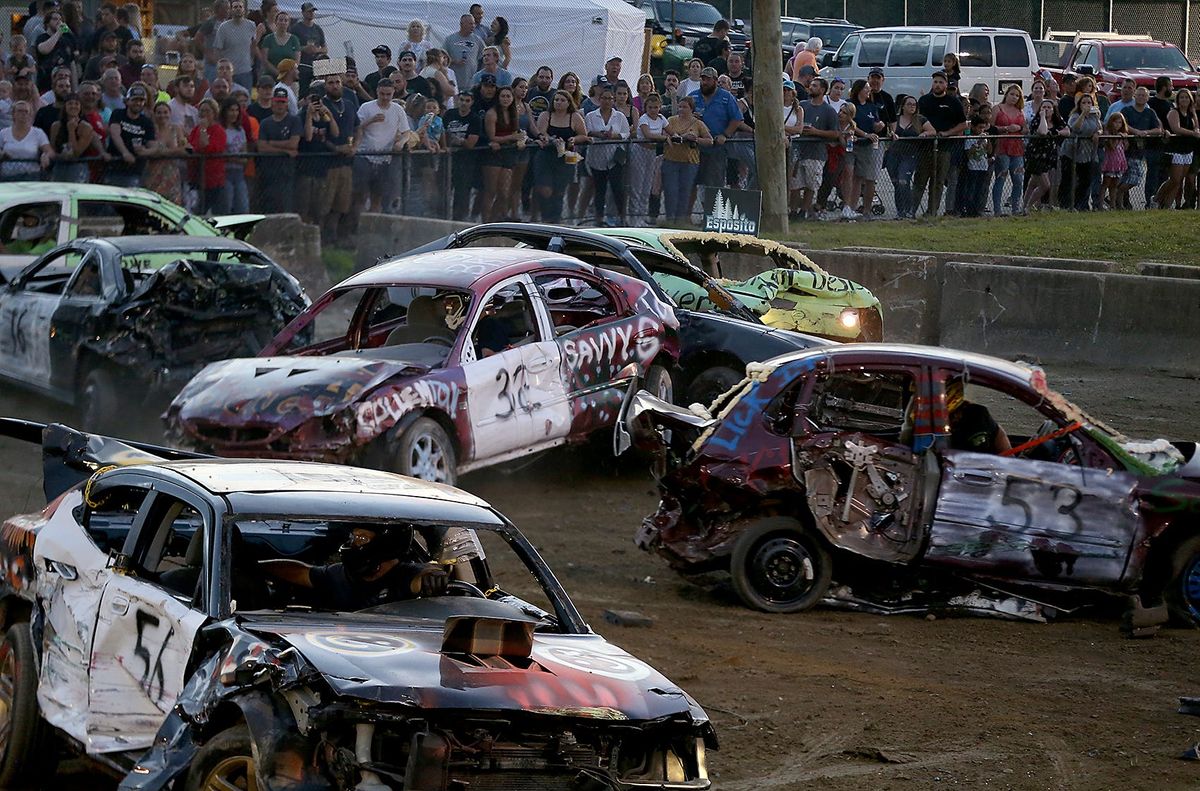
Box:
(247, 213, 329, 296)
(939, 263, 1200, 373)
(355, 214, 471, 273)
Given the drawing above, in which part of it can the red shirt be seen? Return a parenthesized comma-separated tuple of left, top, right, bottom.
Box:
(994, 104, 1026, 157)
(188, 122, 227, 187)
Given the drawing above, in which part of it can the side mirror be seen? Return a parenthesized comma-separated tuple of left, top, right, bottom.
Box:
(1076, 64, 1095, 76)
(821, 51, 835, 67)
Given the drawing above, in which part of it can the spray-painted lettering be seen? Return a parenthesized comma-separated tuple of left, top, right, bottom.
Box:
(355, 380, 461, 438)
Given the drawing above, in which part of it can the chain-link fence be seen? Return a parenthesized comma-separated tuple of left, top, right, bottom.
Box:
(6, 130, 1182, 237)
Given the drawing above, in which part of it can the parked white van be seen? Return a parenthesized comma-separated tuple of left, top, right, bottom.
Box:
(821, 27, 1038, 99)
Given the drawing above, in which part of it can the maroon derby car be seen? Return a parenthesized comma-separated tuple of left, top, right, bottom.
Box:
(166, 248, 678, 485)
(618, 344, 1200, 626)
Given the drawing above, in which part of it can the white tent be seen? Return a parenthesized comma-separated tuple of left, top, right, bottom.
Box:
(297, 0, 647, 85)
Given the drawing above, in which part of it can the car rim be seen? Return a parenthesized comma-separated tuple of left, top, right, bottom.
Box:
(750, 536, 817, 604)
(201, 755, 258, 791)
(1182, 554, 1200, 621)
(0, 642, 13, 760)
(409, 432, 449, 483)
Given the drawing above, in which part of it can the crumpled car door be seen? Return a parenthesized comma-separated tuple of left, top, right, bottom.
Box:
(794, 431, 927, 563)
(923, 450, 1141, 585)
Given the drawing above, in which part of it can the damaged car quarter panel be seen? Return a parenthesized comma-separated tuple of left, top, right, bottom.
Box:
(622, 344, 1200, 625)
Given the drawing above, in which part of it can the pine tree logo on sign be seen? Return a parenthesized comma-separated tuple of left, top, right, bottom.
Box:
(703, 187, 761, 235)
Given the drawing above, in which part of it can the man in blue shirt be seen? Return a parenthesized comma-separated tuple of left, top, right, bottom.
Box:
(689, 66, 742, 189)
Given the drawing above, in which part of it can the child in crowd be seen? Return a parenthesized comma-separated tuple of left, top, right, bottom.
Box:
(417, 97, 444, 152)
(1101, 112, 1129, 210)
(961, 114, 992, 216)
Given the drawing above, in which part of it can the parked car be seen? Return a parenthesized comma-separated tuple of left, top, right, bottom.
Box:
(591, 227, 883, 342)
(166, 247, 680, 485)
(0, 235, 307, 428)
(633, 0, 748, 73)
(823, 26, 1039, 100)
(1042, 30, 1200, 97)
(409, 223, 836, 406)
(617, 344, 1200, 625)
(779, 16, 861, 65)
(0, 419, 716, 790)
(0, 183, 264, 281)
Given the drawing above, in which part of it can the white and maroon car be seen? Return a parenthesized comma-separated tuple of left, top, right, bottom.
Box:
(165, 248, 679, 485)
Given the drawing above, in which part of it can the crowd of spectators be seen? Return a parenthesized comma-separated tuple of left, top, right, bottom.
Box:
(1, 1, 1196, 239)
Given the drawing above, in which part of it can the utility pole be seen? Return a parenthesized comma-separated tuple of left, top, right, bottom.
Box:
(751, 0, 788, 234)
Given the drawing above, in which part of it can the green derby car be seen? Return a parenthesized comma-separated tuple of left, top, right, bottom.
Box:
(593, 229, 883, 342)
(0, 182, 263, 281)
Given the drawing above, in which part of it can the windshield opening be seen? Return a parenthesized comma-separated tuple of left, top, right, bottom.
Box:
(811, 25, 855, 48)
(655, 0, 722, 26)
(222, 516, 574, 631)
(1104, 45, 1192, 71)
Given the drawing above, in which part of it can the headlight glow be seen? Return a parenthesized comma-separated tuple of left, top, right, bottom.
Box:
(839, 308, 859, 329)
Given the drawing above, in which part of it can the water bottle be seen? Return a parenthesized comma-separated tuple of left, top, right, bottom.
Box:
(845, 134, 854, 153)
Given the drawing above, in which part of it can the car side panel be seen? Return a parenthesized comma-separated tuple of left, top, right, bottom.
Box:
(0, 290, 58, 391)
(30, 490, 111, 746)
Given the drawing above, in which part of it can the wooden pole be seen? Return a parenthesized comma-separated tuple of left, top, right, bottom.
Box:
(751, 0, 788, 234)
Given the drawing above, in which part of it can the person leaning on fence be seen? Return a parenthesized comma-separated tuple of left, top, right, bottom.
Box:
(793, 76, 838, 219)
(992, 84, 1027, 216)
(0, 101, 52, 180)
(960, 114, 991, 217)
(445, 89, 481, 220)
(48, 92, 94, 183)
(888, 94, 933, 219)
(690, 66, 741, 194)
(354, 77, 408, 214)
(1061, 93, 1102, 211)
(584, 85, 629, 226)
(1120, 86, 1162, 210)
(629, 91, 667, 226)
(256, 86, 300, 212)
(217, 97, 250, 213)
(844, 79, 882, 220)
(660, 95, 710, 226)
(532, 88, 585, 223)
(1155, 88, 1200, 210)
(481, 83, 523, 221)
(106, 83, 153, 187)
(1023, 99, 1067, 213)
(913, 70, 966, 217)
(188, 98, 227, 213)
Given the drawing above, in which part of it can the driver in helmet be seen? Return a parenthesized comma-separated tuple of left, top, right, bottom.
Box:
(2, 208, 58, 255)
(260, 522, 449, 610)
(946, 378, 1012, 454)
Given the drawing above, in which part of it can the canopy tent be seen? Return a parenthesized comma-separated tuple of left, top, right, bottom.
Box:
(299, 0, 647, 85)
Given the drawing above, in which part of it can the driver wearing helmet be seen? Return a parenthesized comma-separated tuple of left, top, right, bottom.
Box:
(2, 208, 58, 255)
(946, 378, 1012, 454)
(261, 522, 449, 610)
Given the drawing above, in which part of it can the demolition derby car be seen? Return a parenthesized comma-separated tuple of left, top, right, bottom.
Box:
(618, 344, 1200, 623)
(0, 235, 307, 428)
(0, 420, 715, 790)
(592, 228, 883, 342)
(0, 183, 263, 279)
(411, 224, 832, 405)
(166, 248, 679, 485)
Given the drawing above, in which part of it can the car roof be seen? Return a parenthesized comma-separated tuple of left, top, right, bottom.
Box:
(0, 181, 180, 205)
(154, 459, 492, 505)
(1098, 39, 1178, 47)
(82, 235, 257, 254)
(341, 248, 599, 290)
(856, 26, 1028, 34)
(762, 343, 1037, 384)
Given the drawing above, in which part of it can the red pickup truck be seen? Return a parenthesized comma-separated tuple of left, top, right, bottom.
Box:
(1046, 32, 1200, 98)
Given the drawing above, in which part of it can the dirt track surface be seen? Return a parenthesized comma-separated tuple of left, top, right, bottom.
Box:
(3, 363, 1199, 790)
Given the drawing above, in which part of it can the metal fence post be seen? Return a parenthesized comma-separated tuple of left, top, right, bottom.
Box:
(1185, 0, 1192, 57)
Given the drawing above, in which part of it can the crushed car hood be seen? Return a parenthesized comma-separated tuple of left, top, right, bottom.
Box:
(239, 609, 693, 721)
(170, 355, 427, 431)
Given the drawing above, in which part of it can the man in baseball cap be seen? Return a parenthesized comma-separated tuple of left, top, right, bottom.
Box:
(365, 44, 396, 98)
(106, 81, 154, 187)
(591, 54, 623, 89)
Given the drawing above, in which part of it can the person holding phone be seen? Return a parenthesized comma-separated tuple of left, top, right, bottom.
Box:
(660, 95, 712, 226)
(297, 82, 338, 224)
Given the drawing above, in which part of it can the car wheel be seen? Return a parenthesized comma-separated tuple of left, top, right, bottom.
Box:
(184, 724, 257, 791)
(642, 363, 674, 405)
(730, 519, 833, 614)
(0, 623, 54, 788)
(687, 365, 742, 408)
(391, 417, 457, 486)
(79, 366, 119, 432)
(1165, 534, 1200, 626)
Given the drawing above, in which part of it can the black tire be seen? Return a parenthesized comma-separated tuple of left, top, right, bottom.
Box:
(79, 366, 119, 432)
(184, 724, 257, 791)
(1164, 534, 1200, 626)
(687, 365, 742, 409)
(388, 417, 458, 486)
(0, 623, 53, 788)
(642, 363, 674, 405)
(730, 518, 833, 614)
